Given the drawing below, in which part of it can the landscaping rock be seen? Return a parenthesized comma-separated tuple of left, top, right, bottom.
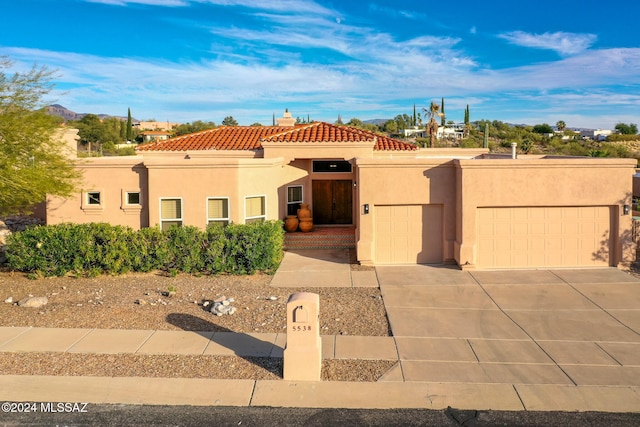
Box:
(208, 296, 236, 316)
(17, 296, 48, 308)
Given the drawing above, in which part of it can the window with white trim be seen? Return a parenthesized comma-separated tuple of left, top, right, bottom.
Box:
(245, 195, 266, 224)
(287, 185, 303, 216)
(81, 189, 104, 212)
(87, 191, 101, 205)
(207, 197, 230, 226)
(160, 198, 183, 230)
(126, 192, 141, 205)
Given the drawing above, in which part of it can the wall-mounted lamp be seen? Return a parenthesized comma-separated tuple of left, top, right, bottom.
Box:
(363, 204, 369, 214)
(353, 181, 357, 187)
(624, 204, 630, 215)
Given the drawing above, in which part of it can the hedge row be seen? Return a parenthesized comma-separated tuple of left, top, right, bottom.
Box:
(5, 221, 284, 277)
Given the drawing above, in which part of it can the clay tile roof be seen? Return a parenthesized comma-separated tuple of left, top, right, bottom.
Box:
(135, 122, 416, 152)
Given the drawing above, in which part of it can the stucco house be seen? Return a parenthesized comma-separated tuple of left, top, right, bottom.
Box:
(46, 111, 637, 269)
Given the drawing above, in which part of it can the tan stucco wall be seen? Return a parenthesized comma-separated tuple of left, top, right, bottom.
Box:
(454, 157, 636, 268)
(356, 158, 458, 265)
(263, 141, 375, 163)
(143, 157, 283, 228)
(47, 156, 148, 229)
(355, 155, 636, 268)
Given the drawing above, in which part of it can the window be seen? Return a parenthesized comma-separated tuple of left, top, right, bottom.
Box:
(245, 195, 266, 224)
(121, 189, 142, 214)
(312, 160, 352, 173)
(81, 189, 104, 212)
(160, 198, 183, 230)
(87, 191, 101, 205)
(207, 197, 229, 226)
(287, 185, 303, 216)
(126, 192, 140, 205)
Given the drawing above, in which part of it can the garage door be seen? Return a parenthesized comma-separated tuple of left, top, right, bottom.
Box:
(375, 205, 443, 264)
(477, 207, 611, 268)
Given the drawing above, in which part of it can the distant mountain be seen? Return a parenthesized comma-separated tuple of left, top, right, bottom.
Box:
(46, 104, 131, 122)
(363, 118, 389, 126)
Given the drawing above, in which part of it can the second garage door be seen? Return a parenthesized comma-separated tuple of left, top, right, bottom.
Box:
(375, 204, 443, 264)
(477, 206, 611, 268)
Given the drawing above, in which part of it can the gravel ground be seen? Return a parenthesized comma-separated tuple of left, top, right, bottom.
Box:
(0, 269, 393, 382)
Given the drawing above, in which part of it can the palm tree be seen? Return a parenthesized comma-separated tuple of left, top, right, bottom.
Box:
(556, 120, 566, 132)
(423, 101, 442, 148)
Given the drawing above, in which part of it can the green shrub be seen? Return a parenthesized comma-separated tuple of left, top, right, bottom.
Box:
(163, 225, 207, 274)
(5, 220, 284, 277)
(222, 221, 284, 274)
(128, 227, 169, 272)
(204, 223, 226, 274)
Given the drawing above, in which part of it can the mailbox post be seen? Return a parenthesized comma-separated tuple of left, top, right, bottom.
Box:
(283, 292, 321, 381)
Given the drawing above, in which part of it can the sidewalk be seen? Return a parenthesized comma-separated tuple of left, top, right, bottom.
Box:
(1, 249, 640, 412)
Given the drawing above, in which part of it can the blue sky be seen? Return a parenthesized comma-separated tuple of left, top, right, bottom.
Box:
(1, 0, 639, 129)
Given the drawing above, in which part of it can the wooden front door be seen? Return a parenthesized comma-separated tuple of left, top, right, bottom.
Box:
(312, 180, 353, 224)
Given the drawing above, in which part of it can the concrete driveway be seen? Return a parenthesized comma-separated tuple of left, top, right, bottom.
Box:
(376, 265, 640, 390)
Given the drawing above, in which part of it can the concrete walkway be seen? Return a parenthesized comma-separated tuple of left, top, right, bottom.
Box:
(2, 249, 640, 412)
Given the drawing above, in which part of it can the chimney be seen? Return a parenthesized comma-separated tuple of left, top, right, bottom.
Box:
(276, 108, 296, 127)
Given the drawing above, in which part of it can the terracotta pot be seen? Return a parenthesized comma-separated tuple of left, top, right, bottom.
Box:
(298, 218, 313, 232)
(284, 215, 299, 232)
(297, 203, 312, 220)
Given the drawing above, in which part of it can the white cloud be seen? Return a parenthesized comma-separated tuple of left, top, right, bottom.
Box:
(85, 0, 337, 15)
(498, 31, 597, 56)
(369, 3, 426, 20)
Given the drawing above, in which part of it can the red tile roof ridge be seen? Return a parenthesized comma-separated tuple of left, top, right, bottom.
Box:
(259, 122, 320, 141)
(135, 122, 417, 152)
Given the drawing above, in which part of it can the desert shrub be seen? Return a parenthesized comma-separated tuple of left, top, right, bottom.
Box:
(607, 134, 640, 142)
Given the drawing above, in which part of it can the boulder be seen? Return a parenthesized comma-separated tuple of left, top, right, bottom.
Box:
(17, 296, 48, 308)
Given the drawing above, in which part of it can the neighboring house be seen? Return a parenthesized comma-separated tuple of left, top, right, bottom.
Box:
(436, 123, 465, 140)
(403, 127, 425, 138)
(46, 111, 636, 269)
(135, 121, 179, 131)
(140, 131, 171, 143)
(580, 129, 613, 141)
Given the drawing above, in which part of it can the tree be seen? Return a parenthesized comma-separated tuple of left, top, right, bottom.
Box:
(556, 120, 566, 132)
(383, 119, 398, 134)
(221, 116, 238, 126)
(532, 123, 554, 134)
(0, 57, 80, 215)
(173, 120, 216, 136)
(615, 123, 638, 135)
(440, 98, 446, 127)
(335, 114, 343, 125)
(126, 108, 133, 141)
(412, 104, 417, 127)
(346, 118, 363, 128)
(422, 101, 441, 148)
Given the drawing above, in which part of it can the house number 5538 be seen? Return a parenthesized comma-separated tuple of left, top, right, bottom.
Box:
(292, 325, 311, 332)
